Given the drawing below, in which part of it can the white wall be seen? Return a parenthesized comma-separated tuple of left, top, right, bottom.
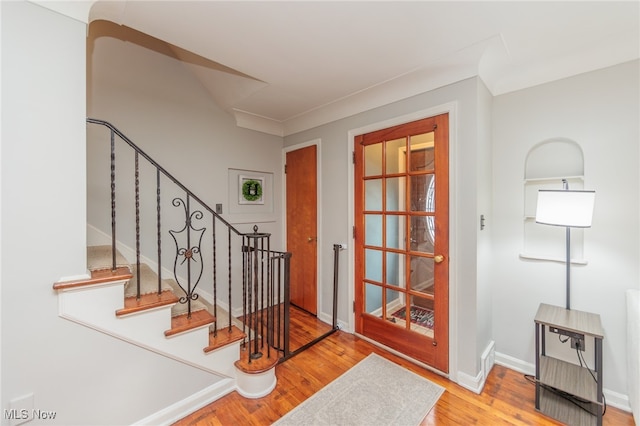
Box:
(492, 60, 640, 406)
(283, 77, 493, 386)
(0, 2, 233, 425)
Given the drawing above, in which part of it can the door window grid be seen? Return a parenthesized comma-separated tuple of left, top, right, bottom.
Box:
(362, 133, 436, 334)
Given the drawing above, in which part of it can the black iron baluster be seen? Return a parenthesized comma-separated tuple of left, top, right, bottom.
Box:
(259, 236, 264, 351)
(242, 234, 248, 347)
(253, 235, 260, 358)
(169, 197, 203, 318)
(156, 169, 162, 294)
(247, 237, 254, 363)
(186, 195, 192, 318)
(276, 255, 282, 351)
(212, 216, 217, 335)
(230, 228, 235, 339)
(266, 237, 271, 358)
(332, 244, 341, 329)
(283, 253, 291, 358)
(267, 253, 273, 352)
(135, 151, 141, 299)
(110, 129, 117, 271)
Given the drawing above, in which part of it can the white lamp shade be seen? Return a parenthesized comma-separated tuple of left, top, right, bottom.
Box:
(535, 190, 595, 228)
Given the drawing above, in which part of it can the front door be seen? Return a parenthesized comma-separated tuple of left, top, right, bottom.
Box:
(286, 145, 318, 314)
(354, 114, 449, 372)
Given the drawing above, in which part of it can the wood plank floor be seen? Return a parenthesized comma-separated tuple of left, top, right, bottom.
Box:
(174, 308, 634, 426)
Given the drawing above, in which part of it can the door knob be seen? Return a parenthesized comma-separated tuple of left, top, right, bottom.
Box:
(434, 255, 444, 263)
(308, 237, 317, 242)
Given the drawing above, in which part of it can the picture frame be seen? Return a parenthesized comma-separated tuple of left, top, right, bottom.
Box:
(238, 175, 265, 205)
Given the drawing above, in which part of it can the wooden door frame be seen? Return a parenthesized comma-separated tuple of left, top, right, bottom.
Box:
(282, 139, 322, 317)
(346, 103, 459, 379)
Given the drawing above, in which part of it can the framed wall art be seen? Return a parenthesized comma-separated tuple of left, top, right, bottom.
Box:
(239, 175, 265, 205)
(227, 168, 275, 223)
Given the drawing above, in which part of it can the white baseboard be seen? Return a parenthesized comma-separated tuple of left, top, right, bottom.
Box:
(603, 388, 632, 413)
(456, 341, 496, 395)
(132, 379, 236, 426)
(495, 351, 535, 376)
(316, 311, 347, 331)
(457, 369, 484, 394)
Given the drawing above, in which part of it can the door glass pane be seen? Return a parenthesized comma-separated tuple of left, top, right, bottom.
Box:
(408, 294, 435, 336)
(364, 143, 382, 176)
(365, 215, 382, 247)
(410, 174, 435, 212)
(385, 252, 405, 288)
(410, 255, 434, 293)
(386, 177, 406, 211)
(385, 288, 405, 328)
(365, 179, 382, 211)
(410, 216, 434, 253)
(409, 133, 435, 172)
(386, 215, 406, 250)
(364, 248, 382, 282)
(385, 138, 407, 174)
(365, 283, 382, 315)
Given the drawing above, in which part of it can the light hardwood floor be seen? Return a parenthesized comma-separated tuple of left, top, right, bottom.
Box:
(174, 308, 634, 425)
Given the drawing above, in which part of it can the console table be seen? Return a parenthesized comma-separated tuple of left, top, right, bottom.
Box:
(534, 303, 604, 426)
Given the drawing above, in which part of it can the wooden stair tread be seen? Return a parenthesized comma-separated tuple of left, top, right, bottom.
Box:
(234, 342, 280, 374)
(116, 290, 179, 316)
(53, 267, 132, 290)
(204, 325, 246, 353)
(165, 309, 216, 337)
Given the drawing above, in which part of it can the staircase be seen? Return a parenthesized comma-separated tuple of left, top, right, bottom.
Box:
(52, 119, 290, 400)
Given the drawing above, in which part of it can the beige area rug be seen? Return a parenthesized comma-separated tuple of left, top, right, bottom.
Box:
(273, 353, 445, 426)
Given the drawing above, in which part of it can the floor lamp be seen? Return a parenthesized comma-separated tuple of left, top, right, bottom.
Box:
(535, 180, 595, 310)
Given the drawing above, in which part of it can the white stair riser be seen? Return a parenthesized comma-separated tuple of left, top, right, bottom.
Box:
(57, 282, 238, 378)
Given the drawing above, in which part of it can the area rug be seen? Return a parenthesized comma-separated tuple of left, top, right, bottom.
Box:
(273, 353, 444, 426)
(391, 305, 434, 329)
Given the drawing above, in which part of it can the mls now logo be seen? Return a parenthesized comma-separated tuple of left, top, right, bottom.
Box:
(4, 409, 57, 422)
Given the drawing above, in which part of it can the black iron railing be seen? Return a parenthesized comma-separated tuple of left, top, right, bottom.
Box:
(242, 238, 292, 361)
(87, 118, 290, 362)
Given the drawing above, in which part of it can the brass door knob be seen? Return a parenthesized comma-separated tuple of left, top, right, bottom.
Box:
(308, 237, 317, 242)
(434, 255, 444, 263)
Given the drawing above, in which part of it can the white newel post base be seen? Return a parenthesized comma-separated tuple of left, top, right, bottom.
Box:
(235, 367, 277, 399)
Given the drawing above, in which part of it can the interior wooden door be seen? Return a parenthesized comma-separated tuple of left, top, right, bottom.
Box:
(286, 145, 318, 314)
(354, 114, 449, 372)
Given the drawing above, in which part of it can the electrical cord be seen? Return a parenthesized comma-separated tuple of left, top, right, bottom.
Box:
(526, 337, 607, 419)
(574, 340, 607, 416)
(525, 373, 602, 417)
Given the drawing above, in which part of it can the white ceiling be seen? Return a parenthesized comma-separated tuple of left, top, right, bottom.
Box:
(41, 1, 640, 136)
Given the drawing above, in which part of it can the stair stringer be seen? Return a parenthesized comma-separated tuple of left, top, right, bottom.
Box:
(56, 279, 240, 379)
